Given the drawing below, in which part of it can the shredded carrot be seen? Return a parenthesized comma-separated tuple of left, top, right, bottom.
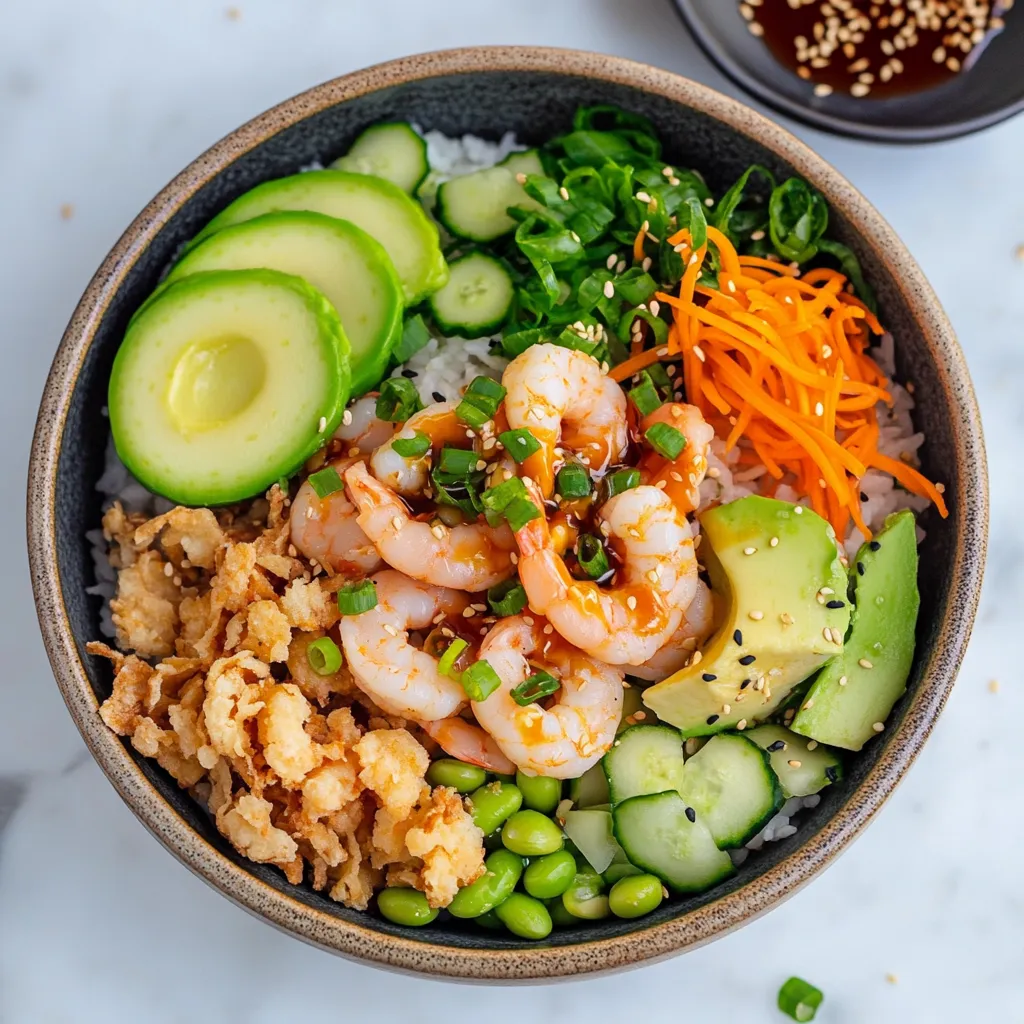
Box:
(633, 224, 949, 537)
(633, 225, 647, 263)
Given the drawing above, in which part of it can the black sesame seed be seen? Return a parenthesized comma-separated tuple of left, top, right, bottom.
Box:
(685, 806, 697, 823)
(860, 491, 869, 502)
(733, 629, 743, 646)
(706, 714, 720, 725)
(869, 541, 881, 551)
(401, 368, 417, 378)
(857, 561, 866, 576)
(826, 600, 845, 609)
(767, 740, 786, 752)
(739, 654, 756, 666)
(825, 766, 839, 783)
(702, 672, 718, 682)
(432, 391, 446, 403)
(740, 678, 751, 690)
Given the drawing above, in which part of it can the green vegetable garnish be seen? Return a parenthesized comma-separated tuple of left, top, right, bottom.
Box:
(460, 659, 503, 701)
(628, 371, 662, 417)
(391, 431, 431, 459)
(307, 466, 344, 500)
(306, 636, 343, 675)
(337, 580, 378, 615)
(499, 428, 542, 463)
(602, 468, 641, 500)
(437, 638, 468, 678)
(777, 978, 824, 1022)
(504, 496, 542, 532)
(645, 422, 687, 459)
(555, 462, 591, 500)
(511, 671, 561, 706)
(392, 313, 432, 364)
(488, 579, 529, 617)
(376, 377, 423, 421)
(577, 534, 610, 579)
(438, 446, 479, 476)
(481, 476, 528, 514)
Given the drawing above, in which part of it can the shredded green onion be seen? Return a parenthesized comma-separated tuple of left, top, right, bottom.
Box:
(307, 466, 344, 500)
(337, 580, 378, 616)
(577, 534, 610, 579)
(487, 579, 528, 617)
(306, 636, 343, 675)
(628, 371, 662, 417)
(603, 468, 641, 500)
(555, 463, 592, 500)
(376, 377, 423, 422)
(511, 670, 560, 706)
(504, 495, 542, 532)
(498, 428, 542, 464)
(439, 446, 479, 476)
(437, 638, 468, 678)
(391, 431, 431, 459)
(460, 659, 503, 702)
(777, 978, 824, 1022)
(645, 422, 688, 459)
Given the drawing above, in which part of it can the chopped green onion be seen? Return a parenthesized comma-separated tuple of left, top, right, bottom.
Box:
(337, 580, 378, 616)
(455, 397, 494, 428)
(391, 431, 431, 459)
(376, 377, 423, 422)
(439, 446, 480, 476)
(498, 428, 542, 464)
(307, 466, 344, 500)
(465, 375, 507, 405)
(645, 422, 688, 459)
(456, 376, 506, 427)
(460, 659, 503, 702)
(645, 361, 674, 398)
(555, 463, 591, 500)
(511, 670, 561, 706)
(487, 579, 528, 617)
(504, 496, 542, 532)
(603, 468, 641, 500)
(577, 534, 610, 579)
(306, 636, 343, 675)
(777, 978, 824, 1022)
(437, 638, 469, 678)
(392, 313, 432, 363)
(481, 476, 528, 514)
(628, 372, 662, 418)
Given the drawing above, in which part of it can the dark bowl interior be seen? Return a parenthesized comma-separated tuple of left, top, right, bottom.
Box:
(672, 0, 1024, 142)
(37, 53, 984, 977)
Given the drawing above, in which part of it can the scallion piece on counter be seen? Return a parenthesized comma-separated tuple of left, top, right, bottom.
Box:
(504, 495, 542, 532)
(481, 476, 528, 514)
(439, 446, 480, 476)
(460, 659, 503, 702)
(603, 468, 641, 500)
(487, 579, 528, 617)
(511, 670, 560, 706)
(337, 580, 378, 616)
(391, 431, 431, 459)
(437, 637, 468, 678)
(577, 534, 610, 579)
(645, 422, 687, 459)
(307, 466, 344, 500)
(306, 636, 343, 675)
(498, 428, 541, 463)
(555, 462, 591, 500)
(628, 372, 662, 417)
(777, 978, 824, 1022)
(376, 377, 423, 422)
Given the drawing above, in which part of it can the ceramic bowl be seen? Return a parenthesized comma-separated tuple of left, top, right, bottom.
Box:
(27, 46, 987, 981)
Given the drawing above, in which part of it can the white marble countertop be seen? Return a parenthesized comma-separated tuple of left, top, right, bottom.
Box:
(2, 1, 1021, 1021)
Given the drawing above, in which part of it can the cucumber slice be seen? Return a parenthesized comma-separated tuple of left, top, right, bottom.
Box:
(569, 763, 610, 809)
(677, 734, 783, 849)
(618, 683, 648, 733)
(562, 809, 622, 874)
(330, 122, 429, 194)
(602, 724, 687, 805)
(194, 170, 447, 304)
(428, 253, 514, 338)
(164, 212, 401, 396)
(435, 149, 545, 242)
(613, 791, 735, 894)
(745, 725, 843, 798)
(109, 269, 348, 506)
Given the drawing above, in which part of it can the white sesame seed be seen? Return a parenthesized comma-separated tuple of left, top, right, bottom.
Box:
(559, 186, 570, 201)
(872, 722, 885, 733)
(859, 658, 874, 669)
(603, 280, 615, 299)
(838, 675, 848, 686)
(342, 409, 353, 426)
(748, 610, 764, 621)
(693, 345, 706, 363)
(636, 191, 652, 203)
(788, 760, 803, 769)
(606, 253, 618, 270)
(743, 546, 757, 556)
(515, 172, 527, 184)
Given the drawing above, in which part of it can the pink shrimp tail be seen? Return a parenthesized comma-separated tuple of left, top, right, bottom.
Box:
(420, 718, 517, 776)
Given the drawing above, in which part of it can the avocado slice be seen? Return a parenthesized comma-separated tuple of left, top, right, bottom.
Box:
(109, 269, 349, 506)
(642, 497, 850, 737)
(164, 211, 402, 396)
(791, 510, 919, 751)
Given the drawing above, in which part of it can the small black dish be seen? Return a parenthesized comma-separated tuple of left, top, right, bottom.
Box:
(671, 0, 1024, 143)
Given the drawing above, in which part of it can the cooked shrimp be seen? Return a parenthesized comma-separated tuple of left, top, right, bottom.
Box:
(639, 402, 715, 515)
(333, 394, 395, 455)
(472, 615, 623, 778)
(628, 580, 716, 682)
(502, 343, 628, 496)
(420, 717, 516, 775)
(338, 571, 470, 720)
(343, 461, 516, 593)
(289, 457, 384, 575)
(516, 484, 699, 665)
(370, 401, 473, 497)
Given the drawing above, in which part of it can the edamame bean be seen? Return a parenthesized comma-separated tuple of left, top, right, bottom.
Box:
(501, 810, 564, 856)
(608, 873, 665, 919)
(474, 909, 505, 931)
(448, 849, 524, 919)
(492, 772, 516, 785)
(561, 867, 611, 921)
(467, 782, 523, 836)
(548, 898, 580, 928)
(523, 850, 577, 900)
(603, 862, 645, 886)
(377, 887, 438, 927)
(426, 758, 488, 793)
(515, 770, 563, 814)
(494, 892, 553, 940)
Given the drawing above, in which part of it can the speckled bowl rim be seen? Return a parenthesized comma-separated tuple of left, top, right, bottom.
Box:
(27, 46, 988, 981)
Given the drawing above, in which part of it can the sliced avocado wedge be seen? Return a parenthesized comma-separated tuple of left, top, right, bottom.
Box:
(193, 170, 448, 304)
(109, 269, 349, 506)
(792, 510, 920, 751)
(165, 211, 401, 395)
(642, 497, 850, 737)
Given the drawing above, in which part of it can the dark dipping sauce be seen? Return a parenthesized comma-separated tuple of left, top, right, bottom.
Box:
(740, 0, 1011, 100)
